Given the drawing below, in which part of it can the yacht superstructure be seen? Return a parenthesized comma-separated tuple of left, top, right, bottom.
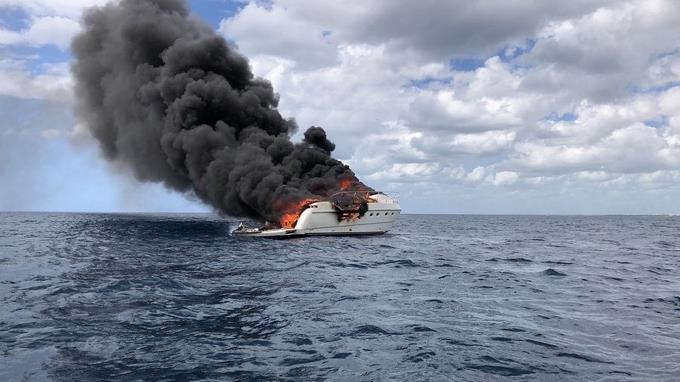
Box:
(232, 192, 400, 238)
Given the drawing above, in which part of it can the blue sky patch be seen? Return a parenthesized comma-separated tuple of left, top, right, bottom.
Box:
(499, 38, 536, 62)
(406, 77, 451, 89)
(544, 112, 578, 122)
(644, 116, 667, 128)
(627, 81, 680, 95)
(449, 57, 485, 71)
(9, 45, 72, 74)
(0, 6, 31, 31)
(188, 0, 244, 30)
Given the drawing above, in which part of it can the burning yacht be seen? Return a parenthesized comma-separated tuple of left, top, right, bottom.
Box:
(233, 191, 400, 238)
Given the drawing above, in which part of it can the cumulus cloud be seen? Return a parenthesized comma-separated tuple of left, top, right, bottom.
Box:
(520, 0, 680, 100)
(1, 0, 679, 213)
(0, 60, 72, 102)
(0, 16, 80, 49)
(413, 130, 516, 157)
(491, 171, 519, 186)
(220, 0, 608, 65)
(0, 0, 102, 104)
(0, 0, 110, 48)
(0, 0, 124, 101)
(219, 0, 680, 195)
(0, 0, 108, 19)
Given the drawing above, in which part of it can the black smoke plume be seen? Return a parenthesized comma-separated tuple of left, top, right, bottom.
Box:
(71, 0, 369, 225)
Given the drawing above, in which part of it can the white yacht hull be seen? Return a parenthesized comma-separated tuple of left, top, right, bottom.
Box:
(233, 193, 400, 238)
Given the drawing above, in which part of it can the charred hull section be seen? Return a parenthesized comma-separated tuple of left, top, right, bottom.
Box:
(233, 193, 400, 238)
(331, 191, 371, 223)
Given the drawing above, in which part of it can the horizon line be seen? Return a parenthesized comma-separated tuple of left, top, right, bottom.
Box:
(1, 210, 679, 217)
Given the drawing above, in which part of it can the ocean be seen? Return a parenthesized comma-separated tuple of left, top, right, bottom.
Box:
(1, 213, 679, 381)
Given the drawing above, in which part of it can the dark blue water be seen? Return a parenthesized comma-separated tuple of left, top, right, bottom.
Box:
(1, 213, 679, 381)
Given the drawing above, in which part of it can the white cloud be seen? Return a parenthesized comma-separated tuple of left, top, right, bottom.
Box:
(491, 171, 519, 186)
(219, 0, 680, 195)
(0, 16, 80, 49)
(0, 0, 110, 49)
(2, 0, 680, 213)
(220, 2, 338, 69)
(0, 0, 100, 103)
(0, 0, 108, 19)
(368, 162, 442, 183)
(520, 0, 680, 100)
(467, 167, 487, 182)
(0, 1, 98, 105)
(510, 123, 680, 175)
(575, 171, 618, 182)
(414, 130, 516, 156)
(220, 0, 608, 65)
(0, 60, 72, 102)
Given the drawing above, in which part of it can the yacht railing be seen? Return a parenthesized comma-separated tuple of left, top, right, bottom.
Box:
(329, 190, 399, 204)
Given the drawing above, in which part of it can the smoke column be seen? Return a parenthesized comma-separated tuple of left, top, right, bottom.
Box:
(71, 0, 369, 225)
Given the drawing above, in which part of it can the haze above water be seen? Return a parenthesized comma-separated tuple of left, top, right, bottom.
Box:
(1, 213, 679, 380)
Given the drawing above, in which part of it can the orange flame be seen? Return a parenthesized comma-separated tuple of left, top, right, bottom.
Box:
(338, 177, 354, 191)
(278, 198, 318, 229)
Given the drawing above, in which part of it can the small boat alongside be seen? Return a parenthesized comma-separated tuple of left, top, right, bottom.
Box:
(232, 192, 400, 238)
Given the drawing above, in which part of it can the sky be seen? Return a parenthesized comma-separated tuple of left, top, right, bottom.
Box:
(1, 0, 680, 214)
